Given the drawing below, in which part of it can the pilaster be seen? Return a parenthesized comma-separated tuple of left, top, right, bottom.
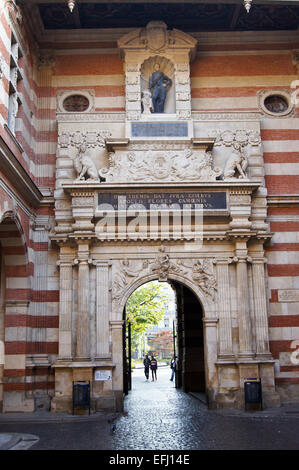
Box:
(234, 238, 254, 359)
(57, 254, 73, 361)
(251, 254, 272, 359)
(75, 241, 91, 361)
(215, 258, 234, 360)
(94, 261, 111, 360)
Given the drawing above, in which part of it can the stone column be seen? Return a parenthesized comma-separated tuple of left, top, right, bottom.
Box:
(215, 258, 234, 359)
(251, 256, 272, 358)
(95, 262, 110, 359)
(235, 240, 254, 359)
(57, 257, 73, 360)
(30, 217, 51, 353)
(76, 242, 90, 360)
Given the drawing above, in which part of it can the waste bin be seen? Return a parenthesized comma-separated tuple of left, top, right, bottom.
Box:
(244, 378, 262, 411)
(72, 381, 90, 415)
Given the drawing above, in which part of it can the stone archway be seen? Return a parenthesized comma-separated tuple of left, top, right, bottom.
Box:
(123, 278, 207, 397)
(114, 268, 218, 407)
(0, 212, 31, 413)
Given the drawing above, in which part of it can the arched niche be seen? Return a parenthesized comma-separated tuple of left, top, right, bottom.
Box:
(140, 56, 176, 114)
(118, 21, 198, 121)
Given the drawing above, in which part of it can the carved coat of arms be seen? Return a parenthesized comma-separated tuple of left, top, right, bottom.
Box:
(151, 154, 171, 179)
(146, 21, 167, 52)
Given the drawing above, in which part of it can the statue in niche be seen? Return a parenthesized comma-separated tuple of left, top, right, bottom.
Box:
(73, 143, 99, 182)
(141, 89, 153, 114)
(149, 63, 172, 113)
(223, 143, 248, 180)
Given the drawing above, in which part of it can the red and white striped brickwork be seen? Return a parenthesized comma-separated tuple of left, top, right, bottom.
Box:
(1, 0, 299, 408)
(189, 38, 299, 395)
(0, 2, 57, 410)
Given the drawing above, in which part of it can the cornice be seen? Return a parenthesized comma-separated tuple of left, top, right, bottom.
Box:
(25, 25, 299, 49)
(267, 194, 299, 207)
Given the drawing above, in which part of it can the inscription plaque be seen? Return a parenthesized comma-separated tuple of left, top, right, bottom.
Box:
(131, 122, 188, 137)
(278, 290, 299, 302)
(97, 191, 227, 211)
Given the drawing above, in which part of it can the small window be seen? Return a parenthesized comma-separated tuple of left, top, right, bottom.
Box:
(63, 94, 90, 112)
(264, 95, 288, 114)
(258, 90, 293, 118)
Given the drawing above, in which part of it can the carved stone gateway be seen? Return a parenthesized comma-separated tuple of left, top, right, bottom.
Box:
(51, 22, 280, 414)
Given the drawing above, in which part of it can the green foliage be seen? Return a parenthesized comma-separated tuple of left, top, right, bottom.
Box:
(126, 281, 168, 350)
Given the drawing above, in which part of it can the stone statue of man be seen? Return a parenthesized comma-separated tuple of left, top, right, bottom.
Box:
(149, 63, 172, 113)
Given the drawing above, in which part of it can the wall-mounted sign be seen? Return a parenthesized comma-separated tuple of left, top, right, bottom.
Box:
(94, 370, 111, 381)
(131, 122, 188, 137)
(97, 191, 227, 211)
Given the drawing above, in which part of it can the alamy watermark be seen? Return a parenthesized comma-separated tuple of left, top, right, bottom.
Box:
(95, 195, 204, 250)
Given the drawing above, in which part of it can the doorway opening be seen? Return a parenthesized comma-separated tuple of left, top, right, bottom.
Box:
(123, 279, 205, 397)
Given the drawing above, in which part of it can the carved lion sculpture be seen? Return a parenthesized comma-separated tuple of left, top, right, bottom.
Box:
(73, 144, 99, 182)
(223, 143, 248, 180)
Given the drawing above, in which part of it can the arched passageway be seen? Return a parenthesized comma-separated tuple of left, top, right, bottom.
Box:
(123, 279, 205, 400)
(0, 215, 30, 413)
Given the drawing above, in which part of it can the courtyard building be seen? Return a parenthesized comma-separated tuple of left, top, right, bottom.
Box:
(0, 0, 299, 413)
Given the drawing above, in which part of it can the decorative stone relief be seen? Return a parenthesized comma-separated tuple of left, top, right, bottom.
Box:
(211, 129, 261, 147)
(112, 259, 150, 306)
(99, 147, 221, 183)
(223, 143, 248, 180)
(111, 249, 217, 310)
(208, 129, 263, 181)
(73, 143, 100, 182)
(57, 130, 111, 150)
(191, 259, 217, 300)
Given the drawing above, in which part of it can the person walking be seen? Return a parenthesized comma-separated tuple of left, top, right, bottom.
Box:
(150, 355, 158, 381)
(170, 355, 176, 382)
(143, 354, 151, 381)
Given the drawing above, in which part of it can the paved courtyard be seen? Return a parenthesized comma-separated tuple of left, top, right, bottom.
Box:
(0, 365, 299, 451)
(112, 366, 299, 451)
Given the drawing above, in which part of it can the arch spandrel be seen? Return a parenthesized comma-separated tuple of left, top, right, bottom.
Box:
(111, 257, 217, 321)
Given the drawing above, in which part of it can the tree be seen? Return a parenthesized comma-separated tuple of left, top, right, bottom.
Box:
(126, 281, 168, 355)
(148, 329, 173, 358)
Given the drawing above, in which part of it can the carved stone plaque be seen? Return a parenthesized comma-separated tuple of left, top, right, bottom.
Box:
(278, 290, 299, 302)
(131, 122, 188, 137)
(97, 191, 227, 211)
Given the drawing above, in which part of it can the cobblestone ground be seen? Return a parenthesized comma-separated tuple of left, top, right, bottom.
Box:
(1, 366, 299, 450)
(111, 366, 299, 450)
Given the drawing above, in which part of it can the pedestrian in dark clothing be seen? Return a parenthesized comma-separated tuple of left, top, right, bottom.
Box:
(170, 355, 176, 381)
(150, 355, 158, 381)
(143, 354, 151, 380)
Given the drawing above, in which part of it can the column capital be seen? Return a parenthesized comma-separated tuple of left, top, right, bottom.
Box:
(56, 259, 74, 268)
(213, 257, 234, 265)
(202, 317, 218, 326)
(110, 320, 125, 329)
(250, 256, 267, 264)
